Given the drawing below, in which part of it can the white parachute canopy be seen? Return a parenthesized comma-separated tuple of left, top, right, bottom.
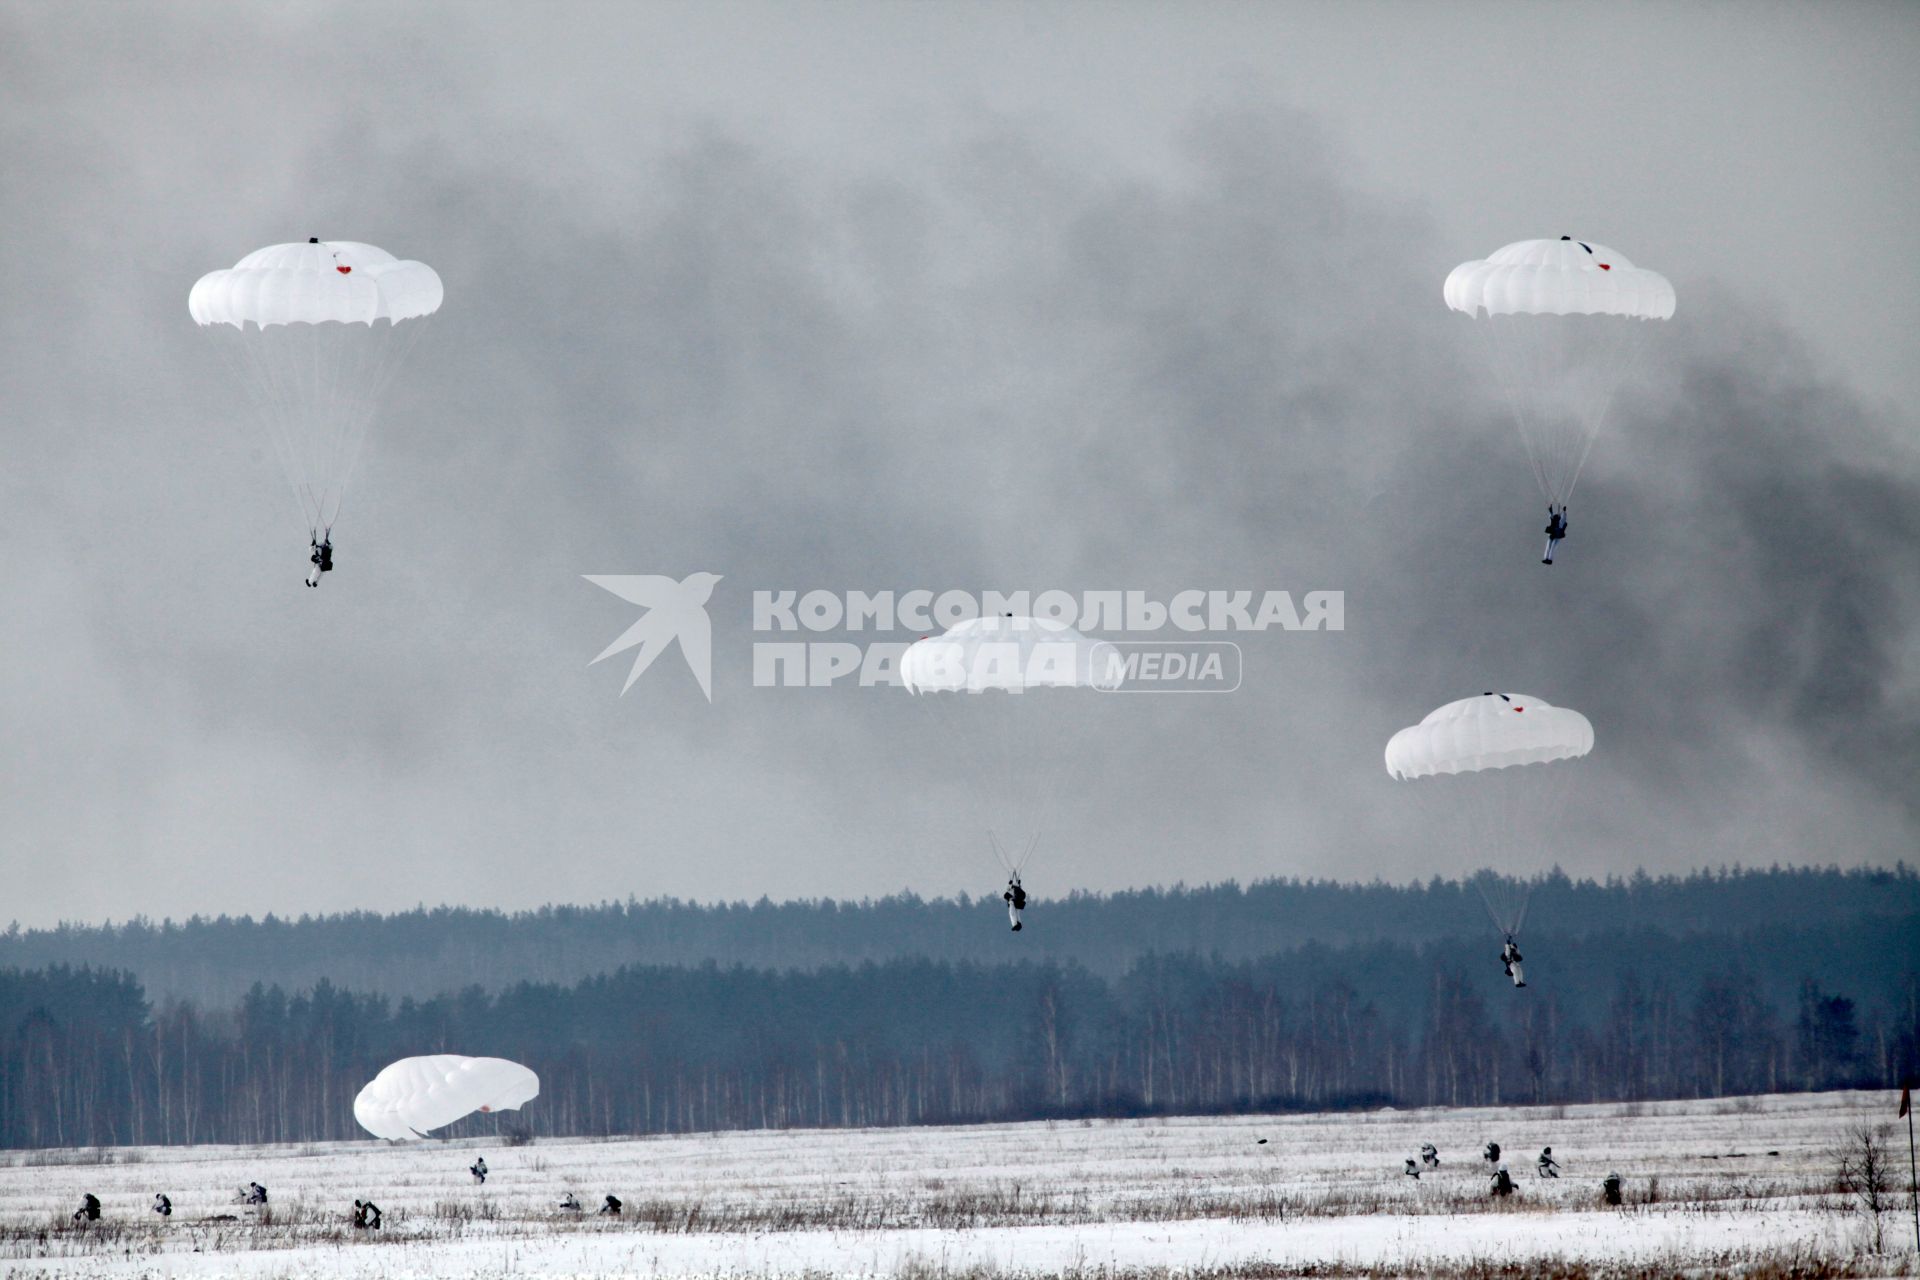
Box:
(902, 616, 1120, 876)
(1385, 692, 1595, 937)
(902, 615, 1121, 694)
(353, 1055, 538, 1141)
(1385, 692, 1594, 779)
(190, 239, 442, 538)
(1444, 238, 1674, 506)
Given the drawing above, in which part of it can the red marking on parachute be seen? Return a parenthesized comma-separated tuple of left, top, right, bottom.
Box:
(1515, 706, 1525, 712)
(336, 265, 352, 274)
(1598, 263, 1611, 271)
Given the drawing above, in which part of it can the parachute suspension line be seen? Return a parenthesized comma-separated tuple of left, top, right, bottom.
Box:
(319, 318, 347, 531)
(1473, 875, 1510, 936)
(208, 316, 432, 540)
(1523, 314, 1580, 508)
(987, 831, 1014, 876)
(1431, 757, 1580, 939)
(1480, 313, 1654, 508)
(310, 318, 326, 522)
(315, 321, 357, 534)
(1491, 314, 1561, 505)
(1480, 758, 1580, 937)
(362, 318, 428, 521)
(288, 334, 327, 531)
(213, 326, 321, 536)
(1559, 319, 1654, 507)
(262, 327, 328, 534)
(290, 326, 335, 533)
(1520, 314, 1564, 504)
(918, 685, 1074, 882)
(326, 322, 353, 531)
(1473, 872, 1531, 939)
(974, 694, 1009, 832)
(328, 316, 430, 534)
(988, 689, 1045, 873)
(981, 702, 1028, 872)
(1455, 773, 1521, 936)
(1006, 690, 1082, 882)
(986, 831, 1039, 878)
(922, 691, 1026, 879)
(1480, 319, 1554, 503)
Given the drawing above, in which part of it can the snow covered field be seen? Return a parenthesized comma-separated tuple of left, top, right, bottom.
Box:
(0, 1091, 1910, 1277)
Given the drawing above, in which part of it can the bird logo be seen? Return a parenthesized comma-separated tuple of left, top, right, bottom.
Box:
(583, 572, 723, 700)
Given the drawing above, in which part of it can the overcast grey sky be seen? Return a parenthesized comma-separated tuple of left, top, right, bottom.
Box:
(2, 0, 1916, 929)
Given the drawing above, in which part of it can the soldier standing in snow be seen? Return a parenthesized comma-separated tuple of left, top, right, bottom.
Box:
(470, 1156, 488, 1185)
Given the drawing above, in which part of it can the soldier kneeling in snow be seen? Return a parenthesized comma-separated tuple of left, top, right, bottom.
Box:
(1490, 1165, 1516, 1198)
(352, 1200, 383, 1230)
(152, 1194, 171, 1218)
(599, 1194, 623, 1216)
(1420, 1142, 1440, 1169)
(1403, 1158, 1420, 1179)
(72, 1193, 101, 1223)
(1537, 1147, 1560, 1178)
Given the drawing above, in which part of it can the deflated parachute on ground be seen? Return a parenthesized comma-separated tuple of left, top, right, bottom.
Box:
(1444, 238, 1674, 506)
(353, 1055, 537, 1141)
(189, 239, 442, 539)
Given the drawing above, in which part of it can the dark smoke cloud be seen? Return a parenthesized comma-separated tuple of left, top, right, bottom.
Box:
(1, 3, 1913, 929)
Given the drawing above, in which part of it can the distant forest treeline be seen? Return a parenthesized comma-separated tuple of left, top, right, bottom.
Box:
(2, 888, 1915, 1149)
(6, 865, 1917, 1008)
